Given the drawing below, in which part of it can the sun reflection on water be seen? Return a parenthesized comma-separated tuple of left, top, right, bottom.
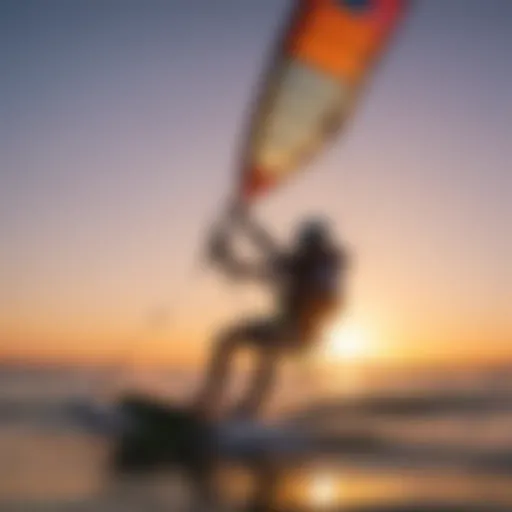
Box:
(308, 472, 340, 508)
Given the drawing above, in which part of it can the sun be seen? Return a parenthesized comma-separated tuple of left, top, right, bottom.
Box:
(321, 317, 373, 363)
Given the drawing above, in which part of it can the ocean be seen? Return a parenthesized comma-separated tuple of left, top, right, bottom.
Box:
(0, 362, 511, 511)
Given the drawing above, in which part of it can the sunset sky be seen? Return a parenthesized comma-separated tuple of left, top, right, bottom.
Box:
(1, 0, 510, 366)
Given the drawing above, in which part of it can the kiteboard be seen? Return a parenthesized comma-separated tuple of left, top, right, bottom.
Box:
(72, 392, 314, 475)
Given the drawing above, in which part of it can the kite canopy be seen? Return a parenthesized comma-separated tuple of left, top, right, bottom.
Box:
(238, 0, 409, 203)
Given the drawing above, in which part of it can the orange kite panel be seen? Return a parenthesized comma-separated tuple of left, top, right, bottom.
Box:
(288, 1, 386, 81)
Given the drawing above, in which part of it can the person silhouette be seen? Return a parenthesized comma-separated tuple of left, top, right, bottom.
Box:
(194, 205, 349, 421)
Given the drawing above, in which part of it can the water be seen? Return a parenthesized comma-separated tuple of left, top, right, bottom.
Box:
(0, 363, 511, 511)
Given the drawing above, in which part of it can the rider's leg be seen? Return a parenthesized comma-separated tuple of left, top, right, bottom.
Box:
(194, 324, 248, 420)
(230, 345, 280, 420)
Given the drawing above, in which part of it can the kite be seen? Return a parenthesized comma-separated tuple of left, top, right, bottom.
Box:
(237, 0, 410, 202)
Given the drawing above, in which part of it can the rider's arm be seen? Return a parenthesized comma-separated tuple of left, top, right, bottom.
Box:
(209, 229, 277, 282)
(217, 254, 273, 281)
(235, 212, 281, 257)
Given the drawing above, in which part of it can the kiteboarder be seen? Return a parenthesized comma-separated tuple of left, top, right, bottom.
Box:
(194, 205, 348, 421)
